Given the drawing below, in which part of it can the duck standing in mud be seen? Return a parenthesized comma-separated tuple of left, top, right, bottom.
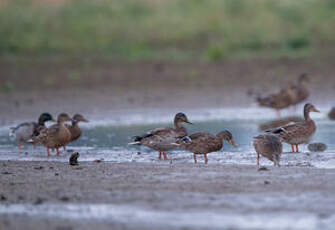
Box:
(31, 113, 72, 156)
(173, 130, 236, 164)
(10, 113, 55, 150)
(129, 113, 192, 160)
(266, 103, 319, 153)
(253, 134, 282, 168)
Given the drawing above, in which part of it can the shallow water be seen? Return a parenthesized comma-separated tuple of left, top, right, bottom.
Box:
(0, 107, 334, 168)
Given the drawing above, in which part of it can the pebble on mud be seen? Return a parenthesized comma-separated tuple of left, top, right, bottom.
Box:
(308, 143, 327, 152)
(69, 152, 80, 166)
(258, 166, 269, 171)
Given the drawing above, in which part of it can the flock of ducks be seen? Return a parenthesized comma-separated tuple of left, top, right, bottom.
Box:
(10, 113, 88, 156)
(10, 74, 321, 167)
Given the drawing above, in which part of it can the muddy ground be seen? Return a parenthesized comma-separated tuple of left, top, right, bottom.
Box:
(1, 161, 335, 230)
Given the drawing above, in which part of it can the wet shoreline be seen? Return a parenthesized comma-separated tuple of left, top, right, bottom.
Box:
(1, 161, 335, 230)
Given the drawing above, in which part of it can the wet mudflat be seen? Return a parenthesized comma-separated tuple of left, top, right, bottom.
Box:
(1, 161, 335, 230)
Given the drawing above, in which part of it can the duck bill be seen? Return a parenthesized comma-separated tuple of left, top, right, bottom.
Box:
(171, 143, 181, 146)
(312, 108, 320, 113)
(185, 120, 193, 125)
(82, 118, 89, 122)
(229, 139, 237, 147)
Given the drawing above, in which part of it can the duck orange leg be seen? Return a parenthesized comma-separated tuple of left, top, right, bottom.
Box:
(158, 151, 162, 160)
(56, 148, 60, 156)
(163, 152, 168, 160)
(257, 153, 260, 168)
(47, 147, 51, 157)
(193, 153, 197, 164)
(296, 145, 299, 153)
(291, 145, 295, 153)
(204, 154, 208, 164)
(18, 140, 22, 150)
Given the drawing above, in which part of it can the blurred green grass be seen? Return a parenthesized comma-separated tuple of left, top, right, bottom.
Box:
(1, 0, 335, 60)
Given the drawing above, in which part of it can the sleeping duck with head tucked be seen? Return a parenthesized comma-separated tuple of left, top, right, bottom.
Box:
(31, 113, 72, 156)
(174, 130, 236, 164)
(129, 112, 192, 160)
(10, 113, 54, 150)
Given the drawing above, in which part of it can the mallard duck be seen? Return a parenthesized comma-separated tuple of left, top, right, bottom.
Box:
(174, 130, 236, 164)
(253, 134, 282, 167)
(257, 84, 295, 118)
(129, 113, 192, 160)
(290, 73, 310, 107)
(31, 113, 72, 156)
(267, 103, 319, 152)
(66, 114, 89, 143)
(9, 113, 54, 149)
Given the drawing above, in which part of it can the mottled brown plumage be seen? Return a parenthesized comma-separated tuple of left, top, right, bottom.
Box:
(253, 134, 282, 167)
(176, 130, 236, 164)
(267, 103, 319, 152)
(66, 114, 88, 142)
(257, 85, 295, 117)
(130, 113, 192, 160)
(32, 113, 72, 156)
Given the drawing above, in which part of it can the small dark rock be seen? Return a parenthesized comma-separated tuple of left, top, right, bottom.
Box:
(0, 194, 7, 201)
(66, 149, 74, 153)
(69, 152, 79, 166)
(308, 143, 327, 152)
(94, 159, 103, 163)
(55, 173, 59, 176)
(49, 166, 54, 169)
(2, 171, 12, 175)
(137, 152, 141, 155)
(34, 166, 44, 170)
(258, 166, 269, 171)
(264, 180, 270, 185)
(59, 196, 70, 202)
(34, 197, 45, 205)
(18, 195, 24, 201)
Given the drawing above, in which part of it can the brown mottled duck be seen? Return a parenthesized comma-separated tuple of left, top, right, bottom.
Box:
(253, 134, 282, 168)
(31, 113, 72, 156)
(266, 103, 319, 153)
(174, 130, 236, 164)
(129, 113, 192, 160)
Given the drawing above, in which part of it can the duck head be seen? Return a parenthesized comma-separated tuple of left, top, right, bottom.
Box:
(174, 113, 192, 125)
(217, 130, 236, 147)
(72, 114, 89, 123)
(57, 113, 72, 123)
(38, 113, 55, 124)
(304, 103, 320, 120)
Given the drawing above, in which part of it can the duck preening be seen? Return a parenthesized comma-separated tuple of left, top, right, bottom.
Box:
(10, 113, 54, 150)
(266, 103, 319, 153)
(30, 113, 72, 156)
(253, 134, 282, 168)
(129, 113, 192, 160)
(174, 130, 236, 164)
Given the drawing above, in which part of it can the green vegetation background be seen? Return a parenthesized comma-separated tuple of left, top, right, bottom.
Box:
(1, 0, 335, 60)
